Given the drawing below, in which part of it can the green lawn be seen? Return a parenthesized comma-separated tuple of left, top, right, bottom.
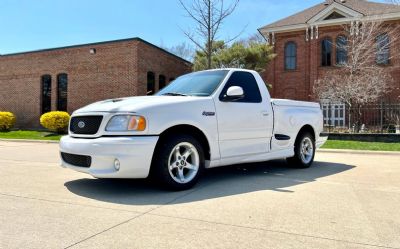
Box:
(0, 130, 63, 141)
(322, 140, 400, 151)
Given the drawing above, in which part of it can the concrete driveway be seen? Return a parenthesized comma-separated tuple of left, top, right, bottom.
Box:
(0, 141, 399, 249)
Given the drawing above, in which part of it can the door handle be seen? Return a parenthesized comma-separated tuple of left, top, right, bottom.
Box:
(262, 112, 270, 116)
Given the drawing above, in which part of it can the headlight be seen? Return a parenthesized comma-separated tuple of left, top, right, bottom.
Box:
(106, 115, 146, 131)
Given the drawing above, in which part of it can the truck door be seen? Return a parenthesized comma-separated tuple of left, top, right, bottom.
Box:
(214, 71, 273, 159)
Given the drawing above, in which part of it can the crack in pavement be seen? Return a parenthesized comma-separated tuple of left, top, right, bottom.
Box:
(145, 212, 400, 249)
(2, 188, 399, 249)
(63, 185, 206, 249)
(0, 143, 47, 148)
(0, 158, 59, 164)
(61, 180, 400, 249)
(0, 192, 143, 215)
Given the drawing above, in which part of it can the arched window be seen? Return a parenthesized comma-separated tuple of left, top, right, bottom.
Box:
(284, 42, 297, 70)
(159, 75, 166, 90)
(336, 36, 348, 65)
(41, 75, 52, 114)
(57, 73, 68, 111)
(147, 72, 155, 95)
(376, 33, 390, 65)
(321, 38, 332, 67)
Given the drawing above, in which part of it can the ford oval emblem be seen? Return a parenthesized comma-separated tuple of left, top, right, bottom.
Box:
(78, 121, 86, 129)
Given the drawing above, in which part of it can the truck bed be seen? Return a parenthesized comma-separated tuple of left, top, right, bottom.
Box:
(271, 99, 320, 108)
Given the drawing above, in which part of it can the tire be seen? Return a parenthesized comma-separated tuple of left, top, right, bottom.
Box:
(286, 132, 315, 168)
(151, 134, 205, 191)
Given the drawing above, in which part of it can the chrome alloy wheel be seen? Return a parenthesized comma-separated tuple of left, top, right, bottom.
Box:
(168, 142, 200, 184)
(300, 137, 314, 164)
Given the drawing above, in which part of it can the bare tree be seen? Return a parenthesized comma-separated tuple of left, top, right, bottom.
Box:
(163, 42, 195, 62)
(179, 0, 240, 69)
(313, 20, 400, 131)
(243, 33, 266, 44)
(386, 0, 400, 5)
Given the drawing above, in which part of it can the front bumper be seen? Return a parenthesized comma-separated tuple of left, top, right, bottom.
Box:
(60, 135, 159, 178)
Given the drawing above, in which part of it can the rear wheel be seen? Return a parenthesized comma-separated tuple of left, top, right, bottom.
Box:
(151, 134, 204, 191)
(287, 132, 315, 168)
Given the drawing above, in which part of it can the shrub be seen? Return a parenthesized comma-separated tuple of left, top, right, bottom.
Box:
(0, 112, 16, 131)
(40, 111, 70, 133)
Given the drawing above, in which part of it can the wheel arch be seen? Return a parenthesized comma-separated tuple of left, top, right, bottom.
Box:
(155, 124, 211, 161)
(296, 124, 316, 143)
(287, 124, 316, 168)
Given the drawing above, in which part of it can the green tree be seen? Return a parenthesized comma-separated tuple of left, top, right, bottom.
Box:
(193, 38, 275, 72)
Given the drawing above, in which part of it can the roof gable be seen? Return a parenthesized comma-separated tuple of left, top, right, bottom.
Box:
(324, 12, 346, 20)
(307, 2, 363, 23)
(259, 0, 400, 33)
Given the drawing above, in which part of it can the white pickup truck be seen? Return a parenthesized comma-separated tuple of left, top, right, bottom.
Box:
(60, 69, 327, 190)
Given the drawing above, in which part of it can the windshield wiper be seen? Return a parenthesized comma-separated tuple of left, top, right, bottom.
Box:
(162, 92, 189, 96)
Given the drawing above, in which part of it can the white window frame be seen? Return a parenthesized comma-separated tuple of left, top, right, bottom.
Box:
(321, 100, 346, 127)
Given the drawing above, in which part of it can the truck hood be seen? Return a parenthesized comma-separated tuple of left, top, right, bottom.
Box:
(74, 96, 206, 114)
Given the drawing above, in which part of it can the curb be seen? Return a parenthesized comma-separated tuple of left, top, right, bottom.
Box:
(318, 148, 400, 156)
(0, 138, 60, 144)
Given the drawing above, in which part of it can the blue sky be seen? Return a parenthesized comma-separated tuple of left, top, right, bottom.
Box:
(0, 0, 386, 54)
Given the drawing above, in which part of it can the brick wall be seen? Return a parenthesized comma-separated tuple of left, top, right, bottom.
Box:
(0, 38, 191, 128)
(135, 41, 192, 95)
(264, 23, 400, 102)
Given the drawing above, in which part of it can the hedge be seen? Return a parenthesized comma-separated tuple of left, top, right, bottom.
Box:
(0, 112, 16, 131)
(40, 111, 70, 133)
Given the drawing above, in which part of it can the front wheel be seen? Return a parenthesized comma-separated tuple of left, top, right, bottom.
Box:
(151, 134, 204, 191)
(287, 132, 315, 168)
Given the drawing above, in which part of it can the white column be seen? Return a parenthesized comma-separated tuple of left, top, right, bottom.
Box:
(356, 20, 360, 36)
(306, 27, 309, 42)
(272, 32, 275, 45)
(350, 21, 354, 36)
(311, 26, 314, 40)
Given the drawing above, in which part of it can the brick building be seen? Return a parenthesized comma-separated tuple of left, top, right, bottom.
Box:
(0, 38, 191, 128)
(259, 0, 400, 101)
(259, 0, 400, 128)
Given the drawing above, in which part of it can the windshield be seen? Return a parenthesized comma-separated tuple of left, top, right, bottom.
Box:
(156, 70, 229, 97)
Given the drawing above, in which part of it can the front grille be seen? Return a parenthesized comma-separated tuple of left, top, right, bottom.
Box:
(61, 152, 92, 168)
(70, 116, 103, 135)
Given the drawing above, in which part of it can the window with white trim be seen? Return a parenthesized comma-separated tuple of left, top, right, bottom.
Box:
(321, 101, 346, 127)
(376, 33, 390, 65)
(284, 42, 297, 70)
(321, 38, 333, 67)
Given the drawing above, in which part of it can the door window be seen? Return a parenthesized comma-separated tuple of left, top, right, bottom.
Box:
(219, 71, 262, 103)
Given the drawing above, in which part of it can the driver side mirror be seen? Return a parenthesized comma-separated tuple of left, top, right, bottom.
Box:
(222, 86, 244, 102)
